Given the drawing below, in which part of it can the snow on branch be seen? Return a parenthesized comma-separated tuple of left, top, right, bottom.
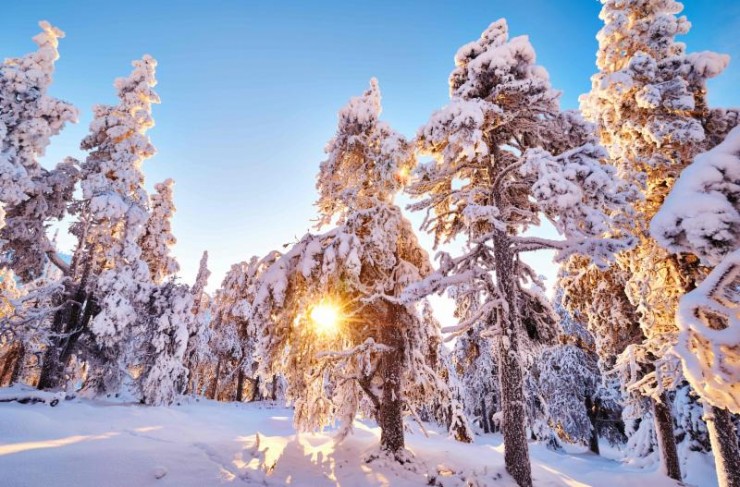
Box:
(651, 126, 740, 266)
(673, 249, 740, 414)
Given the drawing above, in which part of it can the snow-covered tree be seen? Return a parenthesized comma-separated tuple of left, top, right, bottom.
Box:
(580, 1, 736, 480)
(403, 19, 631, 486)
(139, 178, 179, 284)
(248, 79, 470, 460)
(651, 126, 740, 268)
(137, 281, 191, 405)
(451, 320, 500, 434)
(184, 250, 213, 395)
(533, 344, 601, 451)
(651, 127, 740, 486)
(38, 56, 160, 393)
(206, 253, 281, 402)
(0, 21, 79, 281)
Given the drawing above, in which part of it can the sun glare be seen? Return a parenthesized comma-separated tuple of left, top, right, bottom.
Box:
(310, 301, 341, 335)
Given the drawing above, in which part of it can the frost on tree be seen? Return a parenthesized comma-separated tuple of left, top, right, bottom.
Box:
(451, 319, 500, 434)
(651, 126, 740, 268)
(248, 80, 470, 461)
(139, 178, 180, 284)
(652, 128, 740, 413)
(78, 55, 160, 394)
(579, 1, 737, 481)
(38, 56, 160, 394)
(184, 250, 214, 396)
(652, 126, 740, 485)
(206, 253, 282, 402)
(0, 21, 79, 281)
(403, 19, 631, 487)
(580, 0, 733, 401)
(137, 281, 192, 405)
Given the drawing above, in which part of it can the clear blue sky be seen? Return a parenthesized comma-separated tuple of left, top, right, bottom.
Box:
(2, 1, 738, 301)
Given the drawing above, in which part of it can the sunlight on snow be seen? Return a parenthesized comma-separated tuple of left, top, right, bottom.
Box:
(0, 432, 120, 456)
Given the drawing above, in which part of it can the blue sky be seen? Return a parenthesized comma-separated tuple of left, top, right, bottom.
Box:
(2, 1, 738, 304)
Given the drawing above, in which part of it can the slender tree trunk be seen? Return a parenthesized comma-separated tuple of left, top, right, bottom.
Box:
(704, 404, 740, 487)
(377, 304, 405, 458)
(37, 291, 72, 389)
(9, 343, 25, 385)
(236, 368, 245, 402)
(493, 233, 532, 487)
(481, 397, 491, 434)
(250, 376, 262, 402)
(209, 358, 221, 400)
(652, 392, 681, 481)
(585, 395, 600, 455)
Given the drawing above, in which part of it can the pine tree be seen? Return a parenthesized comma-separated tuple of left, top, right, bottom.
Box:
(580, 1, 736, 480)
(37, 56, 160, 393)
(139, 178, 180, 284)
(0, 21, 79, 281)
(451, 320, 500, 434)
(404, 20, 632, 486)
(137, 281, 192, 405)
(184, 250, 212, 395)
(248, 80, 469, 460)
(652, 127, 740, 487)
(207, 253, 280, 402)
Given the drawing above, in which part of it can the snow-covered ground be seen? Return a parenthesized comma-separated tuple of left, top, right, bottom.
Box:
(0, 387, 717, 487)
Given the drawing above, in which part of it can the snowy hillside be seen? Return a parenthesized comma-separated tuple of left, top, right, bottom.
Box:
(0, 388, 718, 487)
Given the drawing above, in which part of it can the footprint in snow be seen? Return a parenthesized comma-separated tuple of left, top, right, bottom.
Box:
(152, 466, 168, 480)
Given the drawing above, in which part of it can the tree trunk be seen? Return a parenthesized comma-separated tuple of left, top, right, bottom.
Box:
(377, 304, 405, 457)
(493, 233, 532, 487)
(704, 404, 740, 487)
(9, 343, 25, 385)
(481, 397, 491, 434)
(250, 376, 262, 402)
(652, 392, 681, 481)
(0, 343, 23, 386)
(585, 395, 600, 455)
(38, 271, 94, 390)
(236, 368, 245, 402)
(209, 358, 221, 400)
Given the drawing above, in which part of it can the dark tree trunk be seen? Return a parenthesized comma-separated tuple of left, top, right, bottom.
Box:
(481, 397, 491, 434)
(704, 404, 740, 487)
(493, 233, 532, 487)
(38, 269, 96, 391)
(236, 368, 245, 402)
(37, 291, 72, 390)
(209, 358, 222, 400)
(9, 343, 25, 385)
(585, 395, 600, 455)
(250, 376, 262, 402)
(377, 304, 405, 457)
(652, 392, 681, 481)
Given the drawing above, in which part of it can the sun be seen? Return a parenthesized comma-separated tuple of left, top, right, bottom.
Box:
(310, 301, 342, 335)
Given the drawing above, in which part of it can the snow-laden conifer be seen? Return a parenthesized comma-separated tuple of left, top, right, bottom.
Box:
(403, 19, 632, 486)
(580, 1, 737, 480)
(0, 22, 79, 281)
(248, 80, 471, 460)
(140, 178, 180, 284)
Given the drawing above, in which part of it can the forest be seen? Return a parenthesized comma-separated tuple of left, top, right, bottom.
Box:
(0, 1, 738, 486)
